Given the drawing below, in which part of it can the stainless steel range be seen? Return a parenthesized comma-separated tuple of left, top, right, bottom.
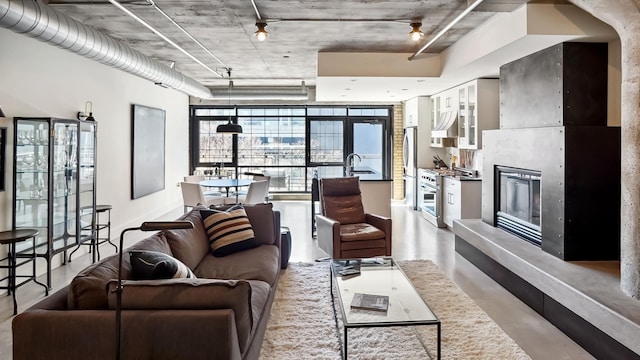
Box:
(418, 168, 445, 228)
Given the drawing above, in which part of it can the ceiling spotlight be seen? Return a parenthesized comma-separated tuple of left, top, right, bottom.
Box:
(409, 22, 424, 42)
(255, 22, 268, 41)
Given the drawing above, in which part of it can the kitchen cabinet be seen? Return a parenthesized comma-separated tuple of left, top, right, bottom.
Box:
(12, 117, 96, 288)
(430, 94, 456, 148)
(403, 96, 428, 128)
(457, 79, 499, 149)
(442, 177, 481, 228)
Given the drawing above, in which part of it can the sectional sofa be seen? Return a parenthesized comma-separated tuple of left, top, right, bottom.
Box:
(13, 203, 281, 360)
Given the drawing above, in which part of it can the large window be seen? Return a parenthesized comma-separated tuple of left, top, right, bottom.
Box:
(192, 108, 234, 165)
(237, 108, 306, 167)
(190, 106, 392, 193)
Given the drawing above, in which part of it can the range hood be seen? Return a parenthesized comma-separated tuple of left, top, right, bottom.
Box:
(431, 111, 458, 138)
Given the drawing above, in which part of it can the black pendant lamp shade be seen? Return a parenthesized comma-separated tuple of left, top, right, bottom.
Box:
(216, 69, 242, 134)
(216, 121, 243, 134)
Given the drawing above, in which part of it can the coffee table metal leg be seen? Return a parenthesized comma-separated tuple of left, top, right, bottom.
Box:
(437, 323, 441, 360)
(330, 268, 346, 360)
(344, 328, 348, 360)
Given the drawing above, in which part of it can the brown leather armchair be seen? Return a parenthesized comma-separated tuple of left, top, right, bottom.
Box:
(316, 177, 392, 259)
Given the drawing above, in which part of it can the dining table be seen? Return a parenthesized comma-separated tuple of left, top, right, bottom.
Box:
(199, 178, 253, 203)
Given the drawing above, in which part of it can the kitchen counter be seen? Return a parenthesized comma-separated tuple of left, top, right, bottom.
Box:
(346, 166, 393, 181)
(445, 175, 482, 181)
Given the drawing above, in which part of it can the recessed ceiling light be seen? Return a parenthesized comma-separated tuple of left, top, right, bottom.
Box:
(350, 79, 358, 82)
(345, 88, 351, 91)
(416, 79, 425, 83)
(401, 88, 408, 91)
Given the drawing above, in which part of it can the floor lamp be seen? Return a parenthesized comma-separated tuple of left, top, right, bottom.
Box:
(115, 221, 194, 360)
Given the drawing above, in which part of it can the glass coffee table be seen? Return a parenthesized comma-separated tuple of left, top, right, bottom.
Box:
(330, 257, 441, 359)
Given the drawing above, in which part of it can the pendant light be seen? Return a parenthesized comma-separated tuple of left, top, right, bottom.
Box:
(216, 69, 243, 134)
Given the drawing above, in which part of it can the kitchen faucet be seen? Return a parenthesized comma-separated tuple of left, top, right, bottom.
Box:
(346, 153, 361, 173)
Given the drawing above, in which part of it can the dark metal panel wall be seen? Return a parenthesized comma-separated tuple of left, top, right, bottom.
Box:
(499, 42, 608, 129)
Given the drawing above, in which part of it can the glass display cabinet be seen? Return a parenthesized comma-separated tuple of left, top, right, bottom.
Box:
(12, 117, 96, 288)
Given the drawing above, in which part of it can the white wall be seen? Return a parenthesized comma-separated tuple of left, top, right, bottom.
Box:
(0, 28, 190, 272)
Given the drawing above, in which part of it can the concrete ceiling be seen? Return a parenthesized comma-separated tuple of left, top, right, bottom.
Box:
(45, 0, 614, 102)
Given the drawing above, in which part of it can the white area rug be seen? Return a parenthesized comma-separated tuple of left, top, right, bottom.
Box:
(260, 260, 531, 359)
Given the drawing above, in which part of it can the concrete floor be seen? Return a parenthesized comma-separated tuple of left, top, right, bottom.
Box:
(0, 200, 594, 359)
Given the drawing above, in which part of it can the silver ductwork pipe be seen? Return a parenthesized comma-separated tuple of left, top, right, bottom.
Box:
(0, 0, 214, 99)
(209, 82, 309, 101)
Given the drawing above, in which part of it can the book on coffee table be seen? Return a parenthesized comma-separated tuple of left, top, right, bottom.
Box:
(350, 293, 389, 312)
(334, 260, 361, 277)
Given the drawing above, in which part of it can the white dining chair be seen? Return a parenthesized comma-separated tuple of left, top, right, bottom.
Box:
(184, 175, 222, 197)
(224, 180, 269, 205)
(180, 182, 225, 212)
(232, 172, 270, 199)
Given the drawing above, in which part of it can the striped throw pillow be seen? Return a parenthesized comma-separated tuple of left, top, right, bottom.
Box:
(200, 207, 260, 257)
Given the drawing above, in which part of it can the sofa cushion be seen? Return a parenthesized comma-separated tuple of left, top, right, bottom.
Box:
(201, 207, 260, 257)
(242, 203, 278, 246)
(194, 244, 280, 286)
(105, 278, 270, 355)
(67, 232, 172, 310)
(129, 250, 196, 280)
(163, 205, 210, 269)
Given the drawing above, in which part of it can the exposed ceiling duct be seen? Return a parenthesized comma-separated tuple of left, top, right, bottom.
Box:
(0, 0, 214, 100)
(209, 82, 310, 101)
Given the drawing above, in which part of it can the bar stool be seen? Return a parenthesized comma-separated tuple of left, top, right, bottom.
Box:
(69, 204, 117, 263)
(94, 205, 117, 260)
(0, 229, 49, 315)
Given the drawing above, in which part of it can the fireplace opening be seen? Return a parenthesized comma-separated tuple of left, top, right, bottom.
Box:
(495, 166, 542, 246)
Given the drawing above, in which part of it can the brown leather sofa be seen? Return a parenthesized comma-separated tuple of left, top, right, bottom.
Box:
(13, 203, 281, 360)
(316, 177, 392, 258)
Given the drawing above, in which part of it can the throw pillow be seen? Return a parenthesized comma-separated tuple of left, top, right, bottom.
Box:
(129, 250, 196, 280)
(200, 206, 260, 257)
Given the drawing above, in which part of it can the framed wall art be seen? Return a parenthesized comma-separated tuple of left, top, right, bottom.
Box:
(131, 104, 165, 199)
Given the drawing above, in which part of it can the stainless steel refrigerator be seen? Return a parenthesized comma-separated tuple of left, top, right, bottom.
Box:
(403, 127, 418, 210)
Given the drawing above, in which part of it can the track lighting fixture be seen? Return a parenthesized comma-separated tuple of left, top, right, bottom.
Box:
(409, 22, 424, 42)
(254, 22, 268, 41)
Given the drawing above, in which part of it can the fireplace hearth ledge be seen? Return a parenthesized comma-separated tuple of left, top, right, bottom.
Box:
(453, 219, 640, 357)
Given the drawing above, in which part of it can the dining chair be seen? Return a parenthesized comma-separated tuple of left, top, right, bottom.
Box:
(232, 172, 271, 199)
(180, 182, 225, 212)
(184, 175, 222, 197)
(224, 180, 269, 205)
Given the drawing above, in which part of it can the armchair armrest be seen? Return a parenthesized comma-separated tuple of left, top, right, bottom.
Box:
(366, 213, 392, 256)
(365, 213, 391, 231)
(316, 214, 341, 258)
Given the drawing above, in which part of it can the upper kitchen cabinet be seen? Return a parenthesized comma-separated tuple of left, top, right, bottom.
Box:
(403, 96, 429, 128)
(430, 91, 457, 148)
(457, 79, 499, 150)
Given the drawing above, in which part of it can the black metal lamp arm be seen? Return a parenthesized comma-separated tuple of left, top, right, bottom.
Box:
(114, 221, 193, 360)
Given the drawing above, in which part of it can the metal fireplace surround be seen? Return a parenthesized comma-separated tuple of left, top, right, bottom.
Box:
(481, 42, 621, 261)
